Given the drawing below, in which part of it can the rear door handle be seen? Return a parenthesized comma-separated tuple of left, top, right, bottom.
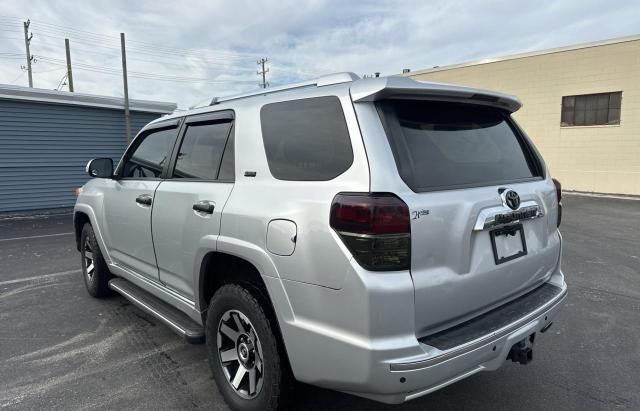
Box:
(135, 194, 153, 206)
(193, 202, 215, 214)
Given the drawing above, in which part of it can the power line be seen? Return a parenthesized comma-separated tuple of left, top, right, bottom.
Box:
(9, 70, 26, 84)
(29, 19, 260, 58)
(1, 21, 258, 69)
(0, 15, 291, 95)
(55, 72, 68, 91)
(39, 42, 256, 71)
(2, 34, 255, 72)
(35, 55, 257, 84)
(28, 31, 254, 66)
(0, 19, 259, 61)
(31, 67, 66, 74)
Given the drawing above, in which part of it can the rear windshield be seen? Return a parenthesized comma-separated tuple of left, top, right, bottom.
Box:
(378, 100, 541, 192)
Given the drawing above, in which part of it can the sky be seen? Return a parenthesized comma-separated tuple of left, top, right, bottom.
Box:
(1, 0, 639, 108)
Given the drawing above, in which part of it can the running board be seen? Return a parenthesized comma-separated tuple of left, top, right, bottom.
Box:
(109, 278, 204, 344)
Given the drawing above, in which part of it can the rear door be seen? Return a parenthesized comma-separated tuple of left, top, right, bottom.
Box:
(375, 100, 561, 336)
(151, 111, 235, 300)
(102, 123, 179, 280)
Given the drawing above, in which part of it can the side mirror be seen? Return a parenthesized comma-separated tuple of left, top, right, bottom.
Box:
(86, 158, 113, 178)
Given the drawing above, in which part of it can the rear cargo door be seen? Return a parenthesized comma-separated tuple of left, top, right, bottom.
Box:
(376, 100, 561, 337)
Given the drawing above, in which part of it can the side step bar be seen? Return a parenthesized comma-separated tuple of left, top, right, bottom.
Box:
(109, 278, 204, 344)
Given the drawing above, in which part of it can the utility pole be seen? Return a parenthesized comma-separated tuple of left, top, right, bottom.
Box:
(257, 57, 269, 88)
(120, 32, 132, 143)
(23, 19, 34, 87)
(64, 38, 74, 92)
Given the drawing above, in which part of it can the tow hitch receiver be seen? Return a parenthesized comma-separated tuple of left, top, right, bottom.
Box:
(507, 334, 535, 365)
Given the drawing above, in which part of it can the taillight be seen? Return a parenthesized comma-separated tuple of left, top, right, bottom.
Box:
(552, 178, 562, 227)
(330, 193, 410, 271)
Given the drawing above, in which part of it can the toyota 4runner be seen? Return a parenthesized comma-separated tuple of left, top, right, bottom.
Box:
(74, 73, 567, 410)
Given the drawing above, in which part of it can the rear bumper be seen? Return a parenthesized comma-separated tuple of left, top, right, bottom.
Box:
(275, 268, 567, 404)
(367, 278, 567, 404)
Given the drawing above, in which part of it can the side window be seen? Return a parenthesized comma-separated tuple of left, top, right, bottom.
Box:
(122, 127, 176, 178)
(260, 96, 354, 181)
(173, 121, 232, 180)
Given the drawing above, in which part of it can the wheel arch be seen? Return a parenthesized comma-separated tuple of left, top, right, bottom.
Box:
(197, 250, 296, 371)
(198, 251, 278, 322)
(73, 204, 111, 264)
(73, 211, 91, 251)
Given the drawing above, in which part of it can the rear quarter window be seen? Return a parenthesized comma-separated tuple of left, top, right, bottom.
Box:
(378, 100, 542, 192)
(260, 96, 353, 181)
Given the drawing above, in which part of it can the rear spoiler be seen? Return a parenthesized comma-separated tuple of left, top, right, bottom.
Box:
(350, 76, 522, 113)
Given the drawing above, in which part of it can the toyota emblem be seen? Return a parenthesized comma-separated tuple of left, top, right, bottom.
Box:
(503, 190, 520, 210)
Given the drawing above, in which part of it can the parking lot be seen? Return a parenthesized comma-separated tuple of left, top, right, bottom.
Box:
(0, 194, 638, 410)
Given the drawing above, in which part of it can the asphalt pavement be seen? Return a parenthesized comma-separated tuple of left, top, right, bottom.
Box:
(0, 195, 638, 410)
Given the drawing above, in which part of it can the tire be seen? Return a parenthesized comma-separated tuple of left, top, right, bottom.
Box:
(206, 284, 293, 411)
(80, 223, 112, 298)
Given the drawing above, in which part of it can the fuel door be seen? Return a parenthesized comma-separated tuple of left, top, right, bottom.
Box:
(267, 219, 297, 256)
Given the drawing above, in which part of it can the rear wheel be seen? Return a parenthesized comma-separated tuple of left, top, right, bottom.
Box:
(206, 284, 292, 411)
(80, 223, 112, 297)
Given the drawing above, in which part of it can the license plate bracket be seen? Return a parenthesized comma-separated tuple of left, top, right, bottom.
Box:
(490, 224, 527, 265)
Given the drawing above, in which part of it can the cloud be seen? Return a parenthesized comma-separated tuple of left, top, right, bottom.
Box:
(0, 0, 637, 108)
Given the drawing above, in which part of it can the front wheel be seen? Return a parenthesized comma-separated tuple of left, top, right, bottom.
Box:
(80, 223, 112, 297)
(206, 284, 292, 411)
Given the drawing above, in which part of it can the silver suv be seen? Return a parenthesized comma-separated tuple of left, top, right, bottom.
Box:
(74, 73, 567, 410)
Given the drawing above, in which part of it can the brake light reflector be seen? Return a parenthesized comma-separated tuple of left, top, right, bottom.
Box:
(330, 193, 410, 271)
(552, 178, 562, 227)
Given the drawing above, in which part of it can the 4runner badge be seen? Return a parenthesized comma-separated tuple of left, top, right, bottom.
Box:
(412, 209, 430, 220)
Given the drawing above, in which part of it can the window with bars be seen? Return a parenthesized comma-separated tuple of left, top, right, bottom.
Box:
(561, 92, 622, 127)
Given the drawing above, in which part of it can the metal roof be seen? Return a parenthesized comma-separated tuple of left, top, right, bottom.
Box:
(0, 84, 176, 114)
(405, 34, 640, 76)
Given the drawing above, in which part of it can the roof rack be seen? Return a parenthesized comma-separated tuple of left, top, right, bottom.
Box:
(209, 72, 359, 106)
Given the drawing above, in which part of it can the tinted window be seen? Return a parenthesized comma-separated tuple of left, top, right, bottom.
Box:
(261, 96, 353, 181)
(379, 100, 539, 192)
(173, 122, 232, 180)
(561, 92, 621, 126)
(122, 127, 176, 178)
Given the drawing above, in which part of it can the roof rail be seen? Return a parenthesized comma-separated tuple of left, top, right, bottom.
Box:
(210, 72, 359, 106)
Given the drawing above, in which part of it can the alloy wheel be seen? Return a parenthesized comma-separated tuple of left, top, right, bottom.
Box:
(83, 238, 95, 280)
(217, 309, 265, 399)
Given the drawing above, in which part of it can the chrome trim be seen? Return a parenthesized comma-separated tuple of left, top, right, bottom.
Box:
(390, 285, 567, 371)
(404, 366, 484, 401)
(473, 200, 543, 231)
(336, 231, 410, 240)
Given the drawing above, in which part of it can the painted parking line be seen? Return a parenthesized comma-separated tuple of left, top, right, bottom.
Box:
(0, 232, 74, 243)
(0, 212, 73, 221)
(0, 269, 80, 286)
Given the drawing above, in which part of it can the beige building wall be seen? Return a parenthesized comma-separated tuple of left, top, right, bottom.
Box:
(407, 37, 640, 195)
